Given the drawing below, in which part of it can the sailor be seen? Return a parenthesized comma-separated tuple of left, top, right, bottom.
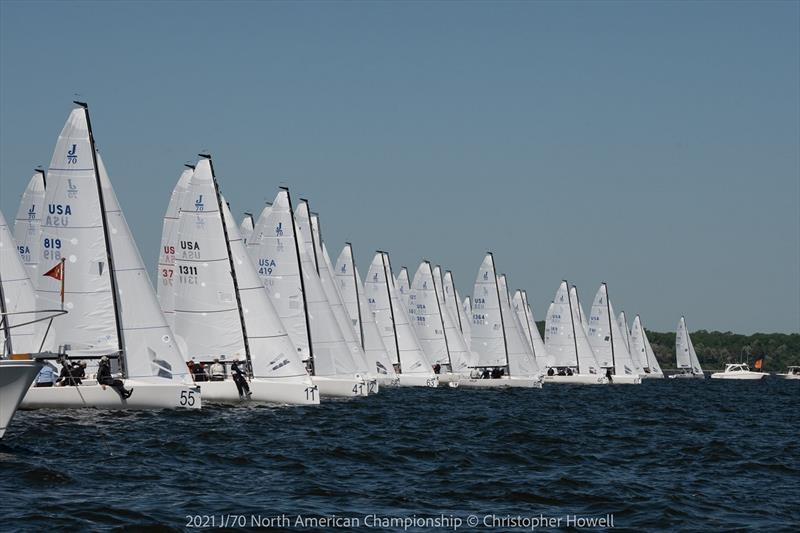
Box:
(432, 363, 441, 374)
(491, 367, 502, 379)
(481, 368, 491, 379)
(192, 361, 208, 382)
(547, 367, 555, 376)
(209, 358, 225, 381)
(35, 364, 56, 387)
(97, 355, 133, 399)
(605, 368, 613, 383)
(230, 361, 252, 400)
(57, 360, 86, 386)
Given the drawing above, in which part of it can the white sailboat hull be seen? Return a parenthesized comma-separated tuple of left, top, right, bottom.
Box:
(710, 371, 767, 380)
(0, 360, 42, 439)
(396, 373, 439, 387)
(641, 372, 665, 379)
(21, 380, 202, 410)
(434, 372, 461, 385)
(669, 372, 705, 379)
(608, 374, 642, 384)
(376, 375, 400, 387)
(195, 378, 320, 405)
(312, 376, 369, 397)
(459, 376, 543, 388)
(544, 374, 609, 385)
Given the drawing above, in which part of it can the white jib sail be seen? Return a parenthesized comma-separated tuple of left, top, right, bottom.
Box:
(461, 294, 473, 346)
(497, 275, 539, 377)
(432, 266, 473, 372)
(644, 326, 663, 375)
(544, 282, 579, 368)
(365, 252, 433, 375)
(1, 209, 40, 354)
(443, 270, 472, 348)
(618, 310, 644, 373)
(514, 290, 553, 368)
(630, 314, 655, 373)
(156, 167, 193, 328)
(334, 244, 397, 378)
(13, 171, 46, 282)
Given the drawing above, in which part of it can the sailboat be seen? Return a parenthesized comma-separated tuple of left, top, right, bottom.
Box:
(586, 283, 642, 384)
(617, 311, 645, 376)
(156, 165, 193, 329)
(169, 157, 318, 404)
(513, 290, 553, 371)
(246, 189, 368, 397)
(13, 169, 46, 282)
(364, 252, 438, 387)
(442, 270, 471, 349)
(23, 103, 201, 409)
(461, 253, 541, 388)
(670, 316, 705, 378)
(1, 208, 48, 437)
(629, 315, 664, 378)
(543, 281, 608, 384)
(334, 243, 399, 385)
(305, 209, 377, 393)
(408, 261, 471, 384)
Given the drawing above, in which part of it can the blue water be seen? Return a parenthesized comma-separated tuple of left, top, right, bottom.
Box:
(1, 379, 798, 531)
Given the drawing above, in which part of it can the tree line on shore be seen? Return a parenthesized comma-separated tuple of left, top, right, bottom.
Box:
(534, 323, 800, 371)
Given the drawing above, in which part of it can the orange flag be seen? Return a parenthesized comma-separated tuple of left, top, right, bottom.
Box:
(754, 358, 763, 370)
(43, 258, 66, 307)
(43, 260, 64, 281)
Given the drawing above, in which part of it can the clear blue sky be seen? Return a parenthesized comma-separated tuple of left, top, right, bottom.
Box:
(1, 1, 798, 334)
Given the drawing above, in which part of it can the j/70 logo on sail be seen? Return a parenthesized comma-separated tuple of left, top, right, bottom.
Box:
(66, 144, 78, 164)
(27, 205, 36, 219)
(195, 195, 204, 211)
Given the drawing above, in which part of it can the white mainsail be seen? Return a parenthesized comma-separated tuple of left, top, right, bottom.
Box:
(409, 262, 449, 366)
(334, 244, 397, 380)
(1, 209, 40, 354)
(364, 252, 435, 377)
(630, 314, 663, 376)
(37, 107, 190, 384)
(156, 166, 193, 328)
(618, 310, 644, 374)
(676, 316, 704, 375)
(172, 159, 310, 385)
(13, 170, 46, 281)
(397, 266, 411, 309)
(470, 254, 508, 368)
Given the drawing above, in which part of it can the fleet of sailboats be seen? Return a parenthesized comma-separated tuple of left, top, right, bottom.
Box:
(1, 102, 780, 432)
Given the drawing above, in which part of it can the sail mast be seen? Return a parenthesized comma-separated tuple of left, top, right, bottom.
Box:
(488, 253, 510, 375)
(428, 261, 452, 369)
(300, 199, 320, 274)
(379, 251, 401, 367)
(0, 266, 11, 356)
(202, 154, 253, 374)
(348, 243, 365, 350)
(521, 290, 537, 359)
(78, 101, 126, 374)
(604, 282, 616, 372)
(565, 280, 580, 373)
(284, 187, 315, 374)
